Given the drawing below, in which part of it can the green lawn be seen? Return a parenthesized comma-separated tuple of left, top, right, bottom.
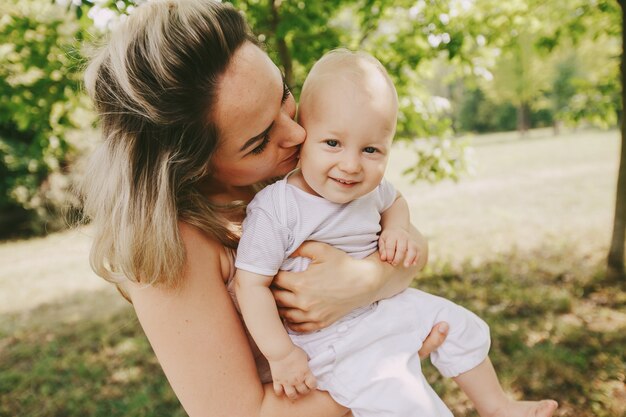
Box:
(1, 129, 624, 417)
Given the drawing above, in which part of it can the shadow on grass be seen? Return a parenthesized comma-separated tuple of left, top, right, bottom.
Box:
(420, 252, 626, 417)
(1, 252, 624, 417)
(0, 290, 185, 417)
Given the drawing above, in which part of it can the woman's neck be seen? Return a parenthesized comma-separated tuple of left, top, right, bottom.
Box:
(197, 178, 256, 206)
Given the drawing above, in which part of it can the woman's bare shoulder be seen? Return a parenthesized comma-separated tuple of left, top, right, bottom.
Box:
(178, 221, 235, 284)
(124, 221, 265, 416)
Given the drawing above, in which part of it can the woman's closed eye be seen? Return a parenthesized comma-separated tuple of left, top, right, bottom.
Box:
(251, 132, 270, 155)
(249, 82, 292, 156)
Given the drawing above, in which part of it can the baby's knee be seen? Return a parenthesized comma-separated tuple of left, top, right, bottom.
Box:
(452, 304, 490, 346)
(430, 304, 491, 377)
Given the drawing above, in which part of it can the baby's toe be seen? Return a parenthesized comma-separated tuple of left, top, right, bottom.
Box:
(534, 400, 558, 417)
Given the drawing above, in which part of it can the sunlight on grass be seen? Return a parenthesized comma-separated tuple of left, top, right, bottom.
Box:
(418, 250, 626, 417)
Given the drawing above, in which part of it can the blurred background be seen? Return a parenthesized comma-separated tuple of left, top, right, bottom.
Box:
(0, 0, 624, 416)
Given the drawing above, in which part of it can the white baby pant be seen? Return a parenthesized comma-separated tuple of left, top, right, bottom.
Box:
(289, 288, 491, 417)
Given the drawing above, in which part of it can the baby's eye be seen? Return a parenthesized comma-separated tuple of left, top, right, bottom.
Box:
(363, 146, 378, 154)
(326, 140, 339, 147)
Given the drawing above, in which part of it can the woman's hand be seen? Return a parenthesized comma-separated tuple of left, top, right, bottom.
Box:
(271, 235, 449, 357)
(272, 241, 375, 333)
(418, 322, 449, 359)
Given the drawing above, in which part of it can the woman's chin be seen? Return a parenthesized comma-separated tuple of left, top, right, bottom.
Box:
(278, 160, 299, 176)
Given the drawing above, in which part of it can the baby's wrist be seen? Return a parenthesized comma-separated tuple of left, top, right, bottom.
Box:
(266, 343, 298, 362)
(382, 224, 410, 234)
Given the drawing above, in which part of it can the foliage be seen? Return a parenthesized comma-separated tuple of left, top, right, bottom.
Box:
(402, 137, 473, 183)
(457, 88, 517, 133)
(3, 0, 621, 234)
(543, 0, 622, 128)
(450, 0, 621, 133)
(0, 0, 92, 235)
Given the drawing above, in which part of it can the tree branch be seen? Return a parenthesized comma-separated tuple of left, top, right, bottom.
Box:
(270, 0, 294, 87)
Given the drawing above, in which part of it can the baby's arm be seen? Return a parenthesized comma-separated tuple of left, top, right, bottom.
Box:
(379, 193, 420, 267)
(234, 270, 317, 399)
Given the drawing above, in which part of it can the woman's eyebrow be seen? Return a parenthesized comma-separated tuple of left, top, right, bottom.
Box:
(239, 122, 274, 152)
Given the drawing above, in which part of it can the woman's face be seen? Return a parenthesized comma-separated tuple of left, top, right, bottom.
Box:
(210, 42, 305, 188)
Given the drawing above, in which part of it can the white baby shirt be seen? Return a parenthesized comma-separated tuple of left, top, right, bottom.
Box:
(235, 177, 397, 276)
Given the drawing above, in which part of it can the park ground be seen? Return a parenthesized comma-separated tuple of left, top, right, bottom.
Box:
(0, 128, 624, 416)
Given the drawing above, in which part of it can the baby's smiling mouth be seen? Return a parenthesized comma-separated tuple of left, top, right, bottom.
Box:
(331, 177, 358, 186)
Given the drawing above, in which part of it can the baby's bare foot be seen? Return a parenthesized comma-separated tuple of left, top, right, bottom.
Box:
(528, 400, 558, 417)
(488, 399, 558, 417)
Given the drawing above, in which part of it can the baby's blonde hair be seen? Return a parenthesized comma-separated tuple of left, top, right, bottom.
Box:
(81, 0, 257, 291)
(299, 49, 398, 121)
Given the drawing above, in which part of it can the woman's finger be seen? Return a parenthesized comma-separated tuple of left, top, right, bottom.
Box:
(273, 382, 283, 396)
(271, 287, 298, 308)
(288, 321, 322, 333)
(272, 270, 299, 292)
(289, 240, 328, 260)
(418, 322, 449, 359)
(278, 307, 308, 323)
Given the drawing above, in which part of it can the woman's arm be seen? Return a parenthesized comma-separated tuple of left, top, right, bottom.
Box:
(272, 224, 428, 333)
(125, 223, 347, 417)
(272, 224, 447, 357)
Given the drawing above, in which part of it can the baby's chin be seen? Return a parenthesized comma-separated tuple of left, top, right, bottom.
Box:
(320, 190, 365, 205)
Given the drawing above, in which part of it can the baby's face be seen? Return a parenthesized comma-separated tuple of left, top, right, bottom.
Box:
(298, 78, 396, 204)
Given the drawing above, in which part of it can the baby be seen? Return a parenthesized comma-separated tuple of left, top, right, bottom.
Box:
(234, 50, 558, 417)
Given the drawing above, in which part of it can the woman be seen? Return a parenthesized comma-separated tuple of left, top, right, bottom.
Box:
(81, 1, 448, 415)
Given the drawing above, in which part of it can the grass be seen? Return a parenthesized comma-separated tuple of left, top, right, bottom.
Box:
(420, 251, 626, 417)
(1, 128, 624, 416)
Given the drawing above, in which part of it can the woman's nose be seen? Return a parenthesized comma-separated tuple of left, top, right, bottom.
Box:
(278, 116, 306, 148)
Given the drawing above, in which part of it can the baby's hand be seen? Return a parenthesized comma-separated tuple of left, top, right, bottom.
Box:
(269, 345, 317, 400)
(379, 227, 420, 267)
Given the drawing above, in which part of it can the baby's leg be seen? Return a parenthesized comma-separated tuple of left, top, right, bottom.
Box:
(393, 289, 558, 417)
(454, 358, 558, 417)
(395, 288, 491, 378)
(330, 333, 454, 417)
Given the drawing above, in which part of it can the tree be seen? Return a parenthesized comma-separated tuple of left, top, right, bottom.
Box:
(0, 0, 92, 235)
(608, 0, 626, 281)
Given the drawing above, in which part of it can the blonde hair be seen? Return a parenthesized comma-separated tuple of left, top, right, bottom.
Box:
(81, 0, 257, 290)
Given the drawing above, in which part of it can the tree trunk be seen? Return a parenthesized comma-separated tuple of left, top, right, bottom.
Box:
(517, 101, 530, 136)
(607, 0, 626, 280)
(270, 0, 294, 87)
(553, 120, 560, 136)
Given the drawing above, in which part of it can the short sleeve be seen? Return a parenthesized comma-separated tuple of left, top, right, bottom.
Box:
(235, 207, 291, 276)
(377, 178, 398, 212)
